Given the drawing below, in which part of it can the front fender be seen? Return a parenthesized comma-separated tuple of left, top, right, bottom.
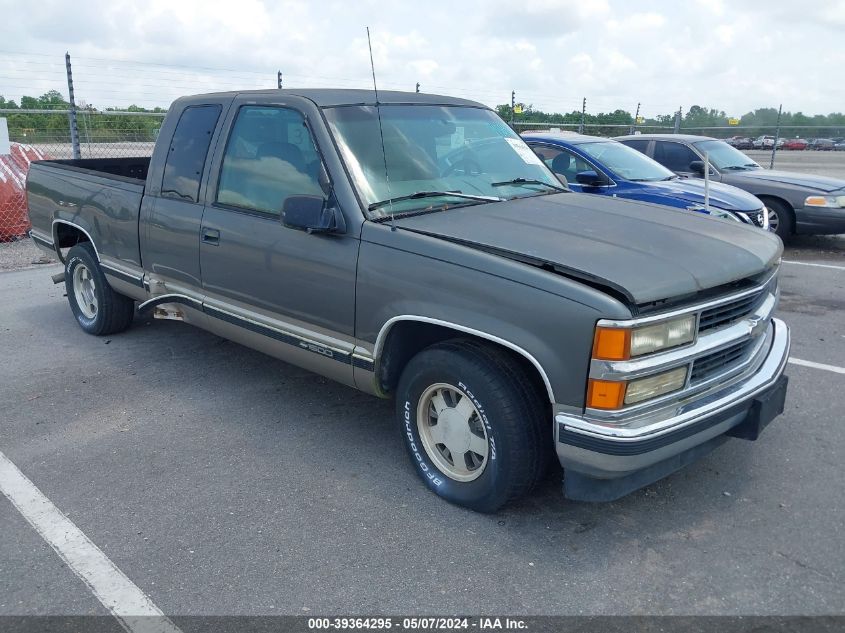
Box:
(355, 223, 632, 408)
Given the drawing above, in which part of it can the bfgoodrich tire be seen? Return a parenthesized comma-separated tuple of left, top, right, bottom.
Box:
(396, 340, 549, 512)
(64, 243, 135, 336)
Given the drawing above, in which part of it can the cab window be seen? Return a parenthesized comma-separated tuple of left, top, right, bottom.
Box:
(653, 141, 699, 172)
(622, 138, 650, 154)
(216, 106, 324, 215)
(530, 145, 592, 183)
(161, 105, 222, 202)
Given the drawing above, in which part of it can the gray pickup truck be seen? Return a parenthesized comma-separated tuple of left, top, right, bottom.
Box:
(27, 89, 790, 512)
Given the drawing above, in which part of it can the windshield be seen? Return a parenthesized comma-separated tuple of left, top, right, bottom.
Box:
(323, 105, 562, 217)
(578, 141, 675, 182)
(694, 140, 760, 170)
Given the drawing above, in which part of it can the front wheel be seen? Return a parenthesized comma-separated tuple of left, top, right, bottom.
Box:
(64, 243, 136, 335)
(396, 340, 549, 512)
(764, 199, 794, 239)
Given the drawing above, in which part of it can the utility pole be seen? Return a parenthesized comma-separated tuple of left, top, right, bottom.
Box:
(277, 70, 283, 89)
(65, 52, 81, 160)
(579, 97, 586, 134)
(630, 102, 641, 134)
(510, 90, 516, 126)
(770, 103, 782, 169)
(415, 82, 420, 93)
(673, 106, 682, 134)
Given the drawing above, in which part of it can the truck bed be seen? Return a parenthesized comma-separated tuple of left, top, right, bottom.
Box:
(40, 156, 151, 183)
(26, 157, 148, 268)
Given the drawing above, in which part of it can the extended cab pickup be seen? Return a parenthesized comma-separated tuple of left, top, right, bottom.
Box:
(26, 90, 790, 511)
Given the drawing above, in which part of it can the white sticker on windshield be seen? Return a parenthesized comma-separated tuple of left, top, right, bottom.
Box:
(505, 137, 544, 166)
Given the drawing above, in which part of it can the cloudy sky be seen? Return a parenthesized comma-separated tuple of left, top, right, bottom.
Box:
(2, 0, 843, 117)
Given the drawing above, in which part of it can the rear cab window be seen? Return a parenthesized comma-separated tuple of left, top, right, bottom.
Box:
(161, 105, 222, 202)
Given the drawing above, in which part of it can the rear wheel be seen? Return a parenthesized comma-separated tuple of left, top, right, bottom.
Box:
(764, 199, 793, 239)
(65, 243, 135, 335)
(396, 340, 550, 512)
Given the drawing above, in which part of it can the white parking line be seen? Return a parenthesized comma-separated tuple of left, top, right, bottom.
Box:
(0, 450, 182, 633)
(782, 260, 845, 271)
(789, 358, 845, 375)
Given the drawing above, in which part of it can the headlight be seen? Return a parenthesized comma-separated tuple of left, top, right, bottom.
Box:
(805, 195, 845, 208)
(689, 205, 743, 222)
(625, 366, 688, 405)
(593, 314, 696, 360)
(586, 366, 688, 410)
(711, 209, 743, 222)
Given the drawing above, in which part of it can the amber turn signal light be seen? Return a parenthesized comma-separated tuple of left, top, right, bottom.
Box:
(592, 327, 630, 361)
(587, 379, 626, 410)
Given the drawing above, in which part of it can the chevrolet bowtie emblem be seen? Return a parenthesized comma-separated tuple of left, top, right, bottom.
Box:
(748, 315, 767, 337)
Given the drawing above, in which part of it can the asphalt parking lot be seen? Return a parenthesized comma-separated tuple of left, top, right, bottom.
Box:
(1, 235, 843, 621)
(745, 149, 845, 179)
(2, 144, 844, 620)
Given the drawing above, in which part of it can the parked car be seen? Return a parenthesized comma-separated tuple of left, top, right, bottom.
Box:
(782, 138, 808, 151)
(26, 89, 790, 511)
(616, 134, 845, 238)
(808, 138, 835, 151)
(523, 133, 769, 230)
(834, 138, 845, 151)
(752, 136, 779, 149)
(726, 136, 753, 150)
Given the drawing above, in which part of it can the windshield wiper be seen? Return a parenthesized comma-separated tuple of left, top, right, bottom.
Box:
(722, 165, 752, 171)
(491, 177, 568, 192)
(367, 191, 501, 212)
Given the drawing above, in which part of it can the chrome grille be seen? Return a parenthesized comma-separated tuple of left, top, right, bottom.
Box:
(736, 208, 768, 229)
(698, 291, 763, 333)
(690, 339, 754, 384)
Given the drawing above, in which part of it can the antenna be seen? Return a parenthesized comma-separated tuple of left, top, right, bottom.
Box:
(366, 26, 395, 228)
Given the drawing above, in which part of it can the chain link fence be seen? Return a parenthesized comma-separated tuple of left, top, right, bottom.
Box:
(0, 110, 163, 269)
(2, 69, 844, 269)
(513, 120, 845, 142)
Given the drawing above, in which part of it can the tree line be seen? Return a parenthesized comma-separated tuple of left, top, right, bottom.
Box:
(2, 90, 844, 143)
(0, 90, 165, 144)
(497, 103, 845, 139)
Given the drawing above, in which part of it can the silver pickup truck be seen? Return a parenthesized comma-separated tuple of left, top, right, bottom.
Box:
(26, 89, 790, 512)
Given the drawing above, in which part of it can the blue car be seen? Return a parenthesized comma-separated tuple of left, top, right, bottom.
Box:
(523, 132, 770, 230)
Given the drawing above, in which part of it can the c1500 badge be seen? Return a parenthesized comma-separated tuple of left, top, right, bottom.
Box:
(299, 340, 335, 358)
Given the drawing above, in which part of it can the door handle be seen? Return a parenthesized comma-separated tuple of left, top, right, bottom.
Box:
(201, 228, 220, 245)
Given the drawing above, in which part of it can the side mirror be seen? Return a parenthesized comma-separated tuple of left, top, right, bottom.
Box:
(689, 160, 705, 175)
(282, 195, 345, 234)
(574, 170, 606, 186)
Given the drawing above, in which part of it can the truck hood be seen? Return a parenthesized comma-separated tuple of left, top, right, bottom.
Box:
(392, 193, 782, 306)
(641, 178, 763, 212)
(729, 168, 845, 193)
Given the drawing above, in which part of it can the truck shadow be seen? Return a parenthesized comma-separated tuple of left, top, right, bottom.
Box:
(15, 297, 761, 575)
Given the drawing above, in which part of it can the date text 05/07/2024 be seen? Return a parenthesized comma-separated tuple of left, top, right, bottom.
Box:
(307, 617, 528, 630)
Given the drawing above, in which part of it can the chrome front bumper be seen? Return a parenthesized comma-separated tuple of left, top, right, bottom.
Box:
(555, 317, 790, 492)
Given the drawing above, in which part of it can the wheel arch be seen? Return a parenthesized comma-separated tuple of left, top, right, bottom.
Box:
(52, 220, 100, 263)
(373, 316, 555, 404)
(755, 195, 796, 228)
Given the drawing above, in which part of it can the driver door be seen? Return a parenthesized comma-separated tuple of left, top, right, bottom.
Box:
(199, 102, 360, 385)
